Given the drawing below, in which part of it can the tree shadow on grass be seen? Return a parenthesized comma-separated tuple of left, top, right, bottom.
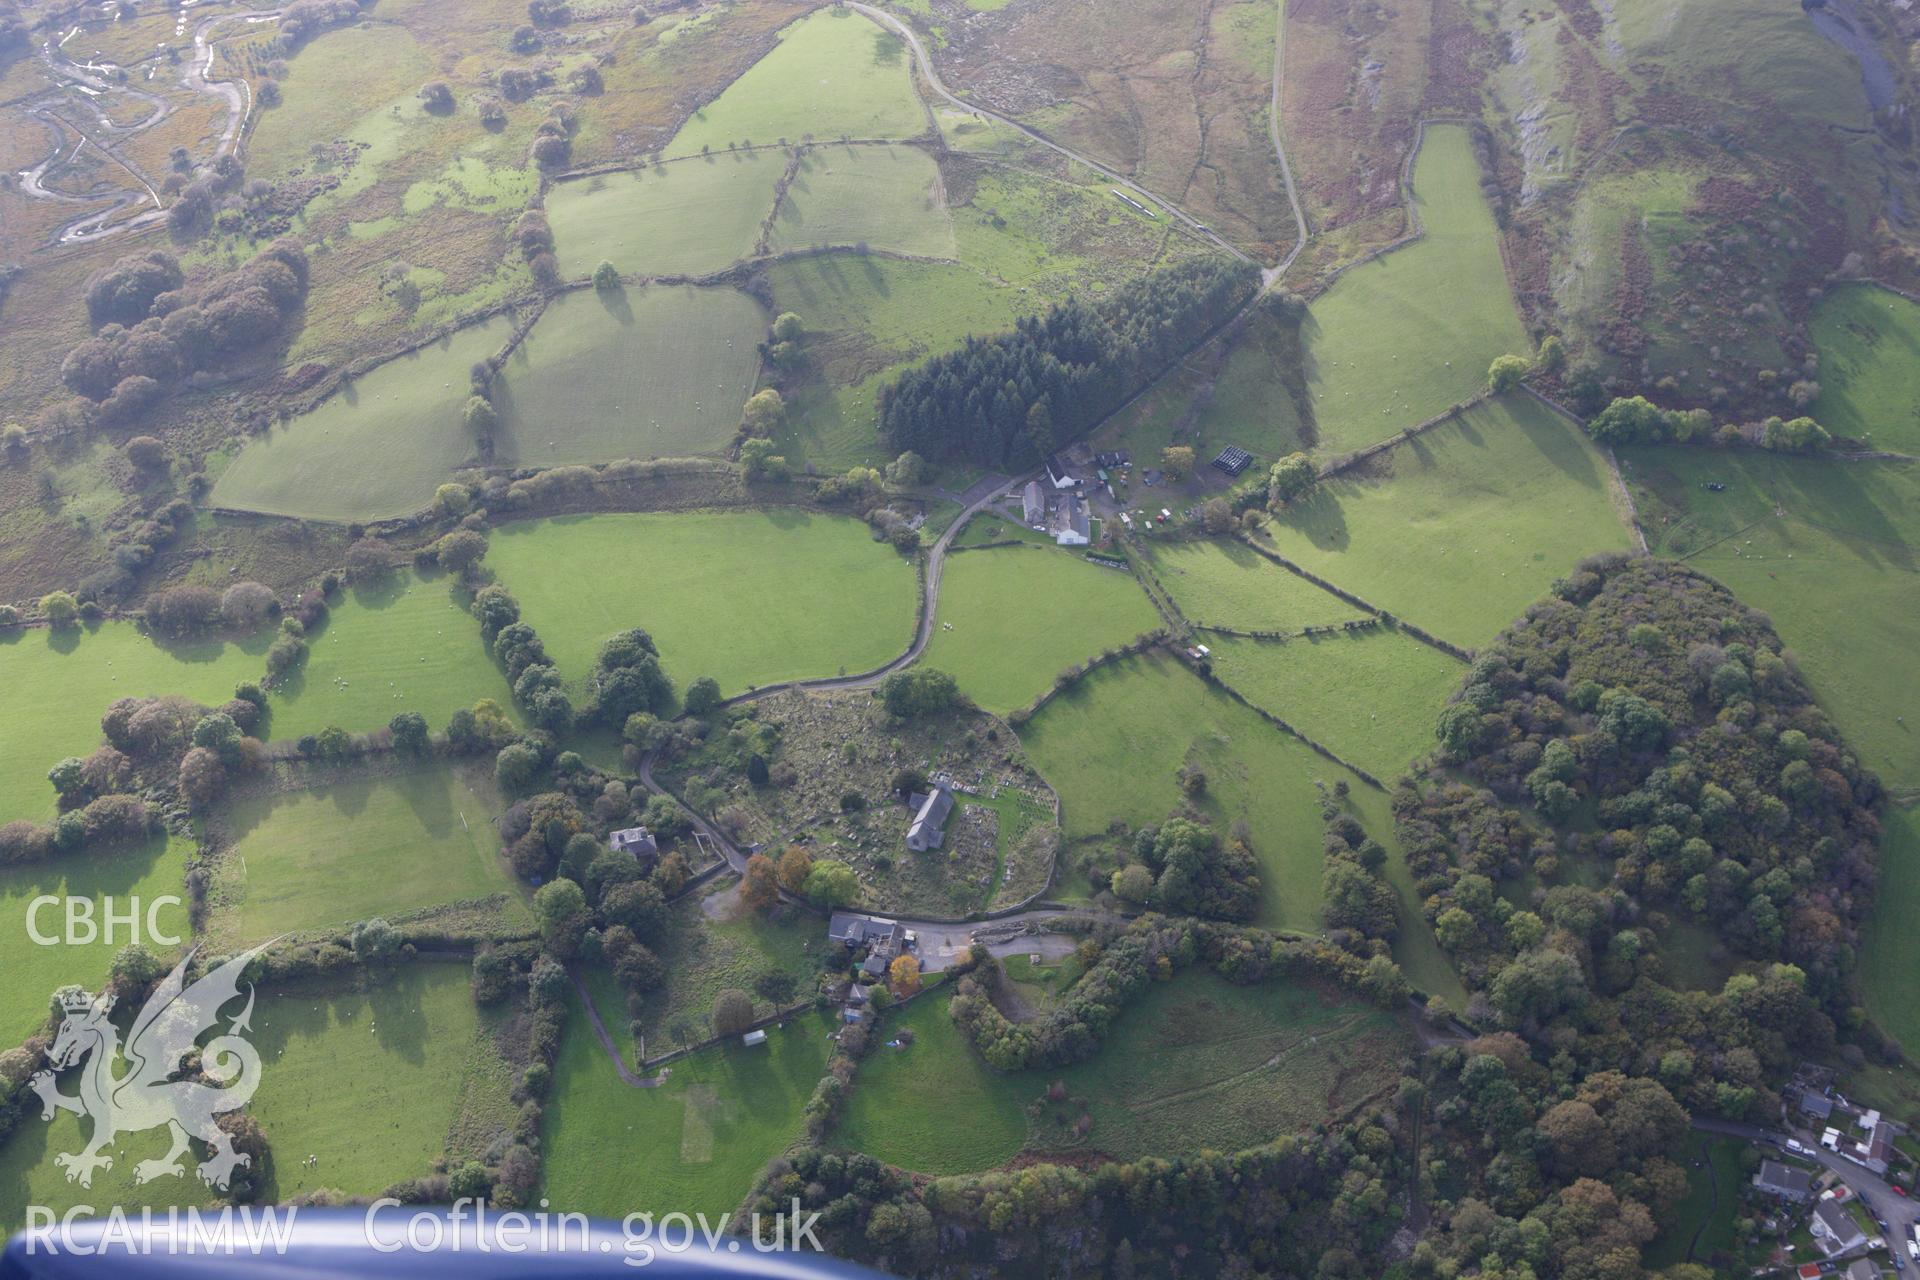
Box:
(1272, 483, 1351, 554)
(1501, 396, 1604, 491)
(758, 506, 817, 533)
(595, 284, 635, 327)
(366, 966, 434, 1067)
(857, 250, 890, 297)
(1, 831, 179, 913)
(396, 765, 463, 840)
(1773, 455, 1916, 574)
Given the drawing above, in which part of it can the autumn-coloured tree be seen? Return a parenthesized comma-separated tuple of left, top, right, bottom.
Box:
(888, 954, 921, 997)
(776, 846, 813, 893)
(741, 853, 779, 914)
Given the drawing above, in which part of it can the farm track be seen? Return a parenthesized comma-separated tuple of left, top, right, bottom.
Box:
(719, 470, 1019, 705)
(1265, 0, 1310, 283)
(850, 0, 1308, 285)
(1126, 1011, 1372, 1112)
(568, 969, 666, 1089)
(845, 1, 1258, 271)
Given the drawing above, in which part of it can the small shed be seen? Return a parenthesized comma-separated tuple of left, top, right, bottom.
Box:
(741, 1029, 768, 1047)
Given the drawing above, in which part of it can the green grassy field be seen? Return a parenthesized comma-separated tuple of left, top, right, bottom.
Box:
(920, 546, 1162, 714)
(0, 833, 193, 1048)
(0, 623, 268, 824)
(1039, 969, 1408, 1160)
(1808, 282, 1920, 454)
(268, 572, 515, 743)
(1299, 125, 1531, 456)
(209, 763, 525, 945)
(0, 1103, 215, 1233)
(1206, 630, 1465, 781)
(952, 513, 1056, 548)
(633, 878, 828, 1052)
(768, 254, 1032, 470)
(208, 315, 514, 522)
(547, 150, 787, 280)
(1098, 306, 1312, 471)
(760, 142, 1189, 472)
(836, 969, 1408, 1172)
(251, 964, 520, 1200)
(1143, 538, 1366, 632)
(542, 1003, 832, 1218)
(1862, 808, 1920, 1059)
(1261, 394, 1633, 649)
(1622, 448, 1920, 795)
(1020, 650, 1372, 932)
(245, 20, 436, 184)
(770, 143, 956, 260)
(494, 286, 766, 462)
(1643, 1136, 1749, 1270)
(1354, 782, 1470, 1008)
(831, 989, 1034, 1175)
(664, 8, 927, 159)
(487, 511, 916, 696)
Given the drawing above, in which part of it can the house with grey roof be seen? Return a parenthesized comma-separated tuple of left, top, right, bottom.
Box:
(1801, 1089, 1836, 1121)
(1845, 1120, 1895, 1175)
(609, 826, 657, 863)
(827, 912, 904, 949)
(1051, 494, 1090, 546)
(1812, 1199, 1867, 1254)
(1844, 1259, 1880, 1280)
(906, 781, 954, 852)
(1754, 1160, 1813, 1202)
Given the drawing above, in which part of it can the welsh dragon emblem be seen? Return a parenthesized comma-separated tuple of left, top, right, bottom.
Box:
(28, 942, 276, 1191)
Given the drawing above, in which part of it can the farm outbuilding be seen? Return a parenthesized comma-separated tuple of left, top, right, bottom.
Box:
(1212, 446, 1253, 476)
(1022, 481, 1046, 528)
